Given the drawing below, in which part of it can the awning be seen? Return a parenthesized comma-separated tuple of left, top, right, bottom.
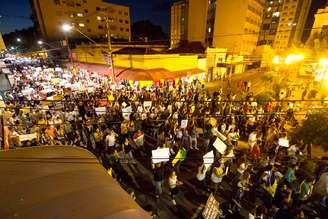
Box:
(0, 146, 151, 219)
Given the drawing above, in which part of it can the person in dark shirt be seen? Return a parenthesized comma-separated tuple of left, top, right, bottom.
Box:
(153, 163, 164, 199)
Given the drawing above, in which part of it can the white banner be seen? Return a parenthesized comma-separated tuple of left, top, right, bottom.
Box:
(213, 137, 227, 154)
(152, 148, 170, 164)
(19, 133, 37, 142)
(95, 107, 106, 115)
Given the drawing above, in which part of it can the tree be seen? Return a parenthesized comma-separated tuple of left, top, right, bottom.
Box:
(131, 20, 168, 41)
(292, 110, 328, 151)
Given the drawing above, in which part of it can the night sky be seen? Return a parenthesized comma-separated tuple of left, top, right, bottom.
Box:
(0, 0, 326, 35)
(0, 0, 174, 34)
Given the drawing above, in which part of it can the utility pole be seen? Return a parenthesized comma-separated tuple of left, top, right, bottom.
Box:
(105, 13, 115, 81)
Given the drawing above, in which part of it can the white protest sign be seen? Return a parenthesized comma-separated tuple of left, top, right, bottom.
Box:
(95, 107, 106, 115)
(202, 193, 220, 219)
(278, 138, 289, 147)
(143, 101, 152, 108)
(213, 137, 227, 154)
(181, 119, 188, 129)
(152, 148, 170, 164)
(203, 150, 214, 170)
(19, 133, 37, 142)
(122, 106, 132, 113)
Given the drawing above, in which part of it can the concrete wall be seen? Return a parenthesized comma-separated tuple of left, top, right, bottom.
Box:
(73, 47, 202, 72)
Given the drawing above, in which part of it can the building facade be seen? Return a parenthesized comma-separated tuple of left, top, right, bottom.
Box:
(170, 0, 265, 55)
(212, 0, 265, 55)
(170, 1, 188, 48)
(307, 4, 328, 49)
(258, 0, 312, 52)
(257, 0, 283, 46)
(32, 0, 131, 40)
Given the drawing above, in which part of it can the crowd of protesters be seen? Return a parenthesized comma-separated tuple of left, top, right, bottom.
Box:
(1, 64, 327, 219)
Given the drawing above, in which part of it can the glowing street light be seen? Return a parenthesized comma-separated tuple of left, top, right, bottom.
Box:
(295, 54, 304, 61)
(273, 56, 281, 64)
(320, 58, 328, 67)
(62, 23, 73, 32)
(37, 40, 43, 45)
(16, 38, 22, 42)
(285, 54, 294, 65)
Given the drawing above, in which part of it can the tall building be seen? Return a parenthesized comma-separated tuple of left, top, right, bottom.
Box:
(257, 0, 283, 46)
(258, 0, 312, 51)
(187, 0, 208, 45)
(0, 33, 6, 51)
(32, 0, 131, 40)
(170, 1, 188, 48)
(212, 0, 265, 54)
(170, 0, 265, 55)
(307, 3, 328, 49)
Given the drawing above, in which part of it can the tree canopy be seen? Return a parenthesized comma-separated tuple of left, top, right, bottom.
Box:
(293, 110, 328, 151)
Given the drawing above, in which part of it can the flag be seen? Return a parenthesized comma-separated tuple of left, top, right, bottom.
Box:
(172, 148, 187, 166)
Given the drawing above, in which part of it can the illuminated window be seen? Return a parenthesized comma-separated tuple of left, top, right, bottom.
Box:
(79, 23, 85, 27)
(97, 16, 102, 21)
(272, 12, 280, 17)
(77, 13, 83, 17)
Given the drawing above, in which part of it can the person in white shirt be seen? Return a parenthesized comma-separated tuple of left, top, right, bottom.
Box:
(105, 129, 117, 153)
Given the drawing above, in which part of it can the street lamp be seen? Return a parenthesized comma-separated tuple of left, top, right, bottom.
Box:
(62, 23, 73, 32)
(16, 38, 21, 42)
(273, 56, 281, 64)
(37, 40, 43, 45)
(61, 23, 73, 68)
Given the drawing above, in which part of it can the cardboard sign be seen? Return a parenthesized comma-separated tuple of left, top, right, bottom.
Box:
(95, 107, 106, 115)
(143, 101, 152, 108)
(203, 150, 214, 170)
(19, 133, 37, 142)
(278, 138, 289, 147)
(181, 119, 188, 129)
(152, 148, 170, 164)
(202, 194, 220, 219)
(122, 106, 132, 113)
(213, 137, 227, 154)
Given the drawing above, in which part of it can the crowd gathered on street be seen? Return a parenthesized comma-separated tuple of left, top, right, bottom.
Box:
(0, 62, 327, 219)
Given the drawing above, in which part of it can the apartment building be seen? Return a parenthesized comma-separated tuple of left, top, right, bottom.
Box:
(258, 0, 312, 51)
(32, 0, 131, 40)
(170, 0, 265, 55)
(170, 1, 188, 48)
